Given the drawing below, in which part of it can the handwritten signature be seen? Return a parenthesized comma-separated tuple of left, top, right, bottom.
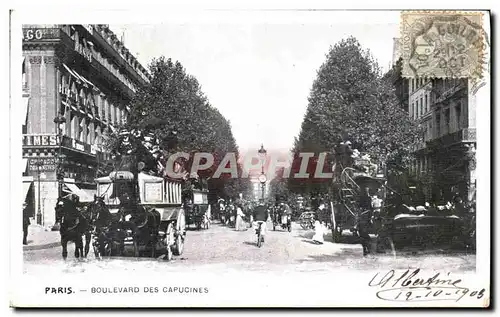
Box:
(369, 269, 485, 302)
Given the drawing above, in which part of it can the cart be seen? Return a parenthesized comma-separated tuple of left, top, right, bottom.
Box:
(95, 170, 186, 261)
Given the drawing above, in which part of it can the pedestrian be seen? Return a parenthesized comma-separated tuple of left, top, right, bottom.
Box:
(235, 204, 245, 231)
(312, 219, 325, 244)
(358, 187, 373, 256)
(22, 202, 30, 245)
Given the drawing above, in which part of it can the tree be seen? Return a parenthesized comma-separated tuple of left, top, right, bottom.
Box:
(104, 57, 245, 198)
(289, 37, 420, 195)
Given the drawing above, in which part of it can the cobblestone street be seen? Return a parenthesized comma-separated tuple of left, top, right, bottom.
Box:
(24, 221, 476, 275)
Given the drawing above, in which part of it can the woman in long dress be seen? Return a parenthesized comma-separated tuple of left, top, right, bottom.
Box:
(312, 220, 325, 244)
(235, 205, 245, 231)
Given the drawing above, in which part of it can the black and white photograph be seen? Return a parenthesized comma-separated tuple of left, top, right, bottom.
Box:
(8, 4, 491, 308)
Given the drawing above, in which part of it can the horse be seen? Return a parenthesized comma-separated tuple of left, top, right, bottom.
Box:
(85, 195, 113, 258)
(55, 196, 90, 260)
(117, 197, 161, 257)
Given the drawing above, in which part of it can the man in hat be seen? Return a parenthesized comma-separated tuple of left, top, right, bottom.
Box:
(253, 199, 269, 242)
(358, 187, 373, 256)
(22, 202, 30, 245)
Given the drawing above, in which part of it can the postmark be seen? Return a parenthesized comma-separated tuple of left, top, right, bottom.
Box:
(400, 11, 485, 80)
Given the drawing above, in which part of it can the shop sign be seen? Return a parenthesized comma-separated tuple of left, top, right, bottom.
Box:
(23, 134, 59, 146)
(28, 158, 56, 172)
(23, 28, 60, 41)
(72, 139, 85, 152)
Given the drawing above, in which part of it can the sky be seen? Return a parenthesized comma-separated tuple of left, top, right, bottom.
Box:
(109, 12, 400, 156)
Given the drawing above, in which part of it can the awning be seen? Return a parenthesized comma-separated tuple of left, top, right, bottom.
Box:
(64, 183, 93, 202)
(63, 64, 80, 83)
(62, 63, 94, 88)
(80, 189, 96, 201)
(22, 182, 32, 204)
(22, 97, 29, 126)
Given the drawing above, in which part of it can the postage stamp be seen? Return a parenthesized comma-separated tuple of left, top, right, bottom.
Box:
(400, 11, 485, 79)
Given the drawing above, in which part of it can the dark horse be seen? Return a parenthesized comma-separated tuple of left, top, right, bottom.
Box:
(84, 195, 113, 258)
(55, 195, 90, 260)
(118, 195, 161, 257)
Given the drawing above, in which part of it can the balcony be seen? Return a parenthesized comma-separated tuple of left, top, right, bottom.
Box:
(427, 128, 476, 149)
(432, 80, 467, 105)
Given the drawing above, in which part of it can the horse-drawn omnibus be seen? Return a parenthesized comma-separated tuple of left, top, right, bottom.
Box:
(95, 169, 186, 260)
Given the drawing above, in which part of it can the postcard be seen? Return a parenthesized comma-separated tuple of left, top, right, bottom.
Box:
(9, 7, 490, 308)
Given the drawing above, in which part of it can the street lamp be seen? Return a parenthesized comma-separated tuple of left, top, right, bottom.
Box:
(54, 114, 66, 199)
(258, 144, 267, 200)
(33, 159, 43, 225)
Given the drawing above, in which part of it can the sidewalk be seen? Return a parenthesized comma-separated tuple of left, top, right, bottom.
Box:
(23, 224, 61, 251)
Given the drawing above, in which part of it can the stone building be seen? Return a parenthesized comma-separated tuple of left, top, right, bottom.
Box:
(409, 77, 476, 203)
(388, 38, 476, 204)
(21, 24, 151, 227)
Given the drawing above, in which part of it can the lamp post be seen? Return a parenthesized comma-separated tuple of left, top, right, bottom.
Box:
(33, 159, 43, 225)
(54, 114, 66, 199)
(258, 144, 267, 200)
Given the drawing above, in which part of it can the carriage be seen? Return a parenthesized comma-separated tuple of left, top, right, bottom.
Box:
(327, 142, 474, 253)
(329, 167, 387, 242)
(94, 170, 186, 260)
(183, 188, 210, 230)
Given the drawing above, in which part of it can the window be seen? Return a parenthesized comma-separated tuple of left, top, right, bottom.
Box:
(420, 97, 423, 116)
(425, 94, 428, 113)
(22, 57, 27, 89)
(94, 126, 101, 146)
(436, 112, 441, 136)
(455, 102, 462, 130)
(79, 118, 86, 143)
(71, 114, 77, 139)
(444, 108, 450, 134)
(416, 100, 419, 118)
(410, 103, 414, 119)
(87, 122, 93, 145)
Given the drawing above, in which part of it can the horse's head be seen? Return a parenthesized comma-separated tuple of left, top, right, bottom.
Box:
(55, 196, 80, 224)
(88, 195, 111, 225)
(55, 198, 65, 223)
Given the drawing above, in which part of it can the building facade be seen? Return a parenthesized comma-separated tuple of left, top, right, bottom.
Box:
(389, 38, 476, 204)
(409, 77, 476, 203)
(21, 24, 151, 227)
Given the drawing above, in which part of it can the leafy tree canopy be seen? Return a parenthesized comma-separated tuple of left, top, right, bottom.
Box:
(289, 37, 420, 194)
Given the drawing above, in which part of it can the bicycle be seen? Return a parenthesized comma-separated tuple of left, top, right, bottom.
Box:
(255, 221, 265, 248)
(298, 211, 315, 230)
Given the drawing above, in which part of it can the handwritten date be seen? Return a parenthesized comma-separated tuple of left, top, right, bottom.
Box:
(369, 269, 485, 302)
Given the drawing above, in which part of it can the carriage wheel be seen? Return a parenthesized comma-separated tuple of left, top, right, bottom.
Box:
(163, 222, 174, 261)
(173, 210, 186, 256)
(299, 218, 309, 230)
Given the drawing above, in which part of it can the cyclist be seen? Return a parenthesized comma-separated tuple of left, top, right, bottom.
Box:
(253, 199, 269, 242)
